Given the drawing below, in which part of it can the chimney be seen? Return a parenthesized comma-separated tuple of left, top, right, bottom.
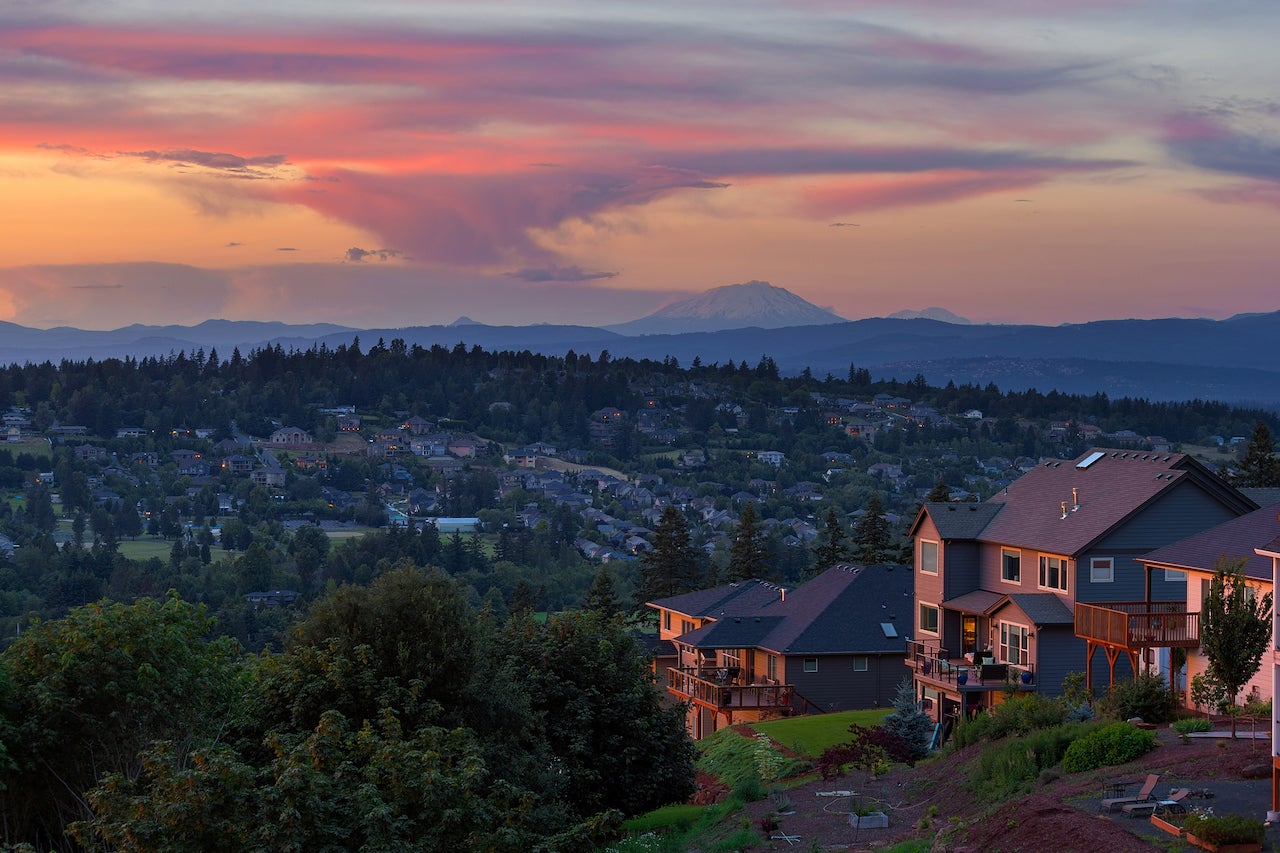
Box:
(1060, 500, 1068, 520)
(1072, 487, 1080, 511)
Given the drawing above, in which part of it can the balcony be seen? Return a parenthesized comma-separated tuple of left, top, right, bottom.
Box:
(906, 639, 1036, 691)
(666, 666, 795, 713)
(1073, 602, 1200, 651)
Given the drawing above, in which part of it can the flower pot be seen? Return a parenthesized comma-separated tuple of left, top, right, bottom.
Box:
(956, 670, 968, 686)
(1020, 670, 1033, 685)
(1149, 814, 1184, 838)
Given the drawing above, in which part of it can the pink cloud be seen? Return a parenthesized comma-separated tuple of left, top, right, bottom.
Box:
(802, 170, 1049, 215)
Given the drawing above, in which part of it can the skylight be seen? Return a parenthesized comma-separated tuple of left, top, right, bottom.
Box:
(1077, 451, 1105, 469)
(880, 622, 898, 638)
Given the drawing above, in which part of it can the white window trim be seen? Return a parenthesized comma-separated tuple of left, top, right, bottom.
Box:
(999, 620, 1031, 666)
(853, 656, 868, 672)
(803, 657, 819, 673)
(919, 602, 940, 636)
(919, 539, 939, 575)
(1000, 548, 1021, 585)
(1038, 554, 1069, 594)
(1090, 556, 1114, 584)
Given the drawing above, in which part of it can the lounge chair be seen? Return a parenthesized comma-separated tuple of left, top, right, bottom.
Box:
(1121, 787, 1190, 818)
(1101, 773, 1159, 812)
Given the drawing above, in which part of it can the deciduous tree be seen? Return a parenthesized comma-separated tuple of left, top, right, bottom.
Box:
(1200, 556, 1272, 733)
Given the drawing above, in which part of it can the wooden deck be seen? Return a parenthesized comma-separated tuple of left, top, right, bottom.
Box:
(1073, 601, 1200, 651)
(666, 667, 795, 713)
(905, 639, 1036, 691)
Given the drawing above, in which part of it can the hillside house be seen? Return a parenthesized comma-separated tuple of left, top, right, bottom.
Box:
(908, 448, 1256, 729)
(1137, 502, 1280, 709)
(650, 564, 912, 740)
(270, 426, 312, 447)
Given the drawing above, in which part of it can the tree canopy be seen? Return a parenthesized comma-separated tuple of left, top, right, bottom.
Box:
(1199, 556, 1273, 712)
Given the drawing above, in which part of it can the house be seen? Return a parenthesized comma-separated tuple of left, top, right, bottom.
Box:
(650, 564, 912, 740)
(270, 426, 312, 447)
(757, 450, 785, 468)
(908, 448, 1256, 728)
(1137, 502, 1280, 710)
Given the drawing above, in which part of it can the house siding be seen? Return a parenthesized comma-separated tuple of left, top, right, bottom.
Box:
(782, 653, 906, 711)
(915, 517, 945, 643)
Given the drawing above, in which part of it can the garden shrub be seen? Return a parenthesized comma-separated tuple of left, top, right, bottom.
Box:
(1183, 812, 1266, 846)
(1061, 721, 1156, 773)
(1171, 718, 1213, 736)
(815, 724, 909, 779)
(970, 723, 1085, 801)
(952, 693, 1068, 748)
(1096, 672, 1177, 723)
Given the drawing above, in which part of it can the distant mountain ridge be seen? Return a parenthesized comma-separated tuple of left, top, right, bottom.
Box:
(3, 304, 1280, 405)
(603, 280, 846, 335)
(885, 307, 972, 324)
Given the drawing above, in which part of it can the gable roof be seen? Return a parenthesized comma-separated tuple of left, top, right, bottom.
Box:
(649, 578, 788, 619)
(670, 564, 912, 656)
(975, 448, 1253, 556)
(988, 592, 1075, 626)
(916, 501, 1003, 539)
(1140, 502, 1280, 583)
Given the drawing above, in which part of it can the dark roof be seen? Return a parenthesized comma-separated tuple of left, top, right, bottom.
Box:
(673, 564, 912, 656)
(1241, 488, 1280, 508)
(1258, 535, 1280, 557)
(978, 448, 1253, 556)
(943, 589, 1004, 613)
(920, 502, 1003, 539)
(649, 578, 788, 619)
(1140, 502, 1280, 582)
(991, 593, 1075, 626)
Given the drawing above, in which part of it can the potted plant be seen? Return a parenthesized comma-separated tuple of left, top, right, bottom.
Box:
(956, 669, 968, 685)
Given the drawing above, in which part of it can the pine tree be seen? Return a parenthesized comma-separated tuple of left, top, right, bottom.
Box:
(583, 566, 622, 617)
(853, 493, 893, 564)
(636, 506, 699, 606)
(924, 477, 951, 503)
(1232, 422, 1280, 487)
(811, 507, 850, 574)
(880, 676, 933, 760)
(727, 501, 768, 582)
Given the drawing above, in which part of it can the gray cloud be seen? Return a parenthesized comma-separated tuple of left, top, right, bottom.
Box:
(505, 264, 619, 283)
(345, 247, 402, 262)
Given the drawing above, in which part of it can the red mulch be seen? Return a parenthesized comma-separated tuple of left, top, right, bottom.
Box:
(699, 725, 1272, 851)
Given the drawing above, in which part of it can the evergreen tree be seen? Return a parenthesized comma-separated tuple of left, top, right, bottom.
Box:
(1232, 422, 1280, 487)
(853, 493, 893, 564)
(811, 507, 850, 574)
(582, 566, 621, 617)
(636, 506, 699, 606)
(925, 477, 951, 503)
(880, 676, 933, 760)
(727, 501, 768, 582)
(1200, 556, 1272, 727)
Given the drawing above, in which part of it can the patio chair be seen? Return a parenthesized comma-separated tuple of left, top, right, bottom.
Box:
(1101, 773, 1160, 812)
(1154, 788, 1191, 816)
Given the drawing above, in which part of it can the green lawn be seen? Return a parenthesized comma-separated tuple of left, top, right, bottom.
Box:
(751, 708, 892, 759)
(116, 539, 234, 564)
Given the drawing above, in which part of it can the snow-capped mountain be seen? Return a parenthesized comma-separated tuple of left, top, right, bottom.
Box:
(604, 280, 847, 335)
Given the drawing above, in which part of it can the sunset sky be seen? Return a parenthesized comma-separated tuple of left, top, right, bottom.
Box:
(2, 1, 1278, 330)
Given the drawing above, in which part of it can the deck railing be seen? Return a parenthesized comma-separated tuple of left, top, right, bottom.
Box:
(666, 667, 794, 710)
(906, 639, 1037, 687)
(1074, 601, 1200, 649)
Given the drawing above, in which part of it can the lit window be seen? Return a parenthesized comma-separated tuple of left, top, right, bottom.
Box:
(919, 540, 939, 574)
(1001, 549, 1021, 583)
(1090, 557, 1114, 583)
(1039, 555, 1068, 592)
